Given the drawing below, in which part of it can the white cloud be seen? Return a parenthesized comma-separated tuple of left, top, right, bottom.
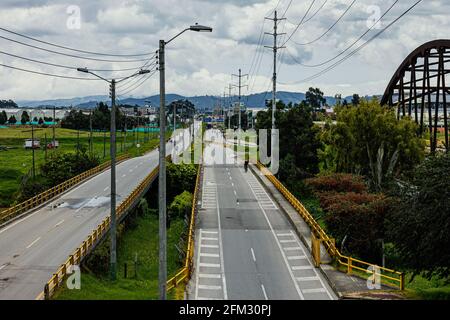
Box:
(0, 0, 448, 101)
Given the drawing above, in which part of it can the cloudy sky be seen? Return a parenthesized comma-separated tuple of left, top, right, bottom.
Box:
(0, 0, 448, 101)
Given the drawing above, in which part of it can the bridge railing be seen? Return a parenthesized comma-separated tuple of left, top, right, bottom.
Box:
(166, 163, 202, 292)
(0, 154, 130, 225)
(256, 162, 404, 290)
(36, 157, 163, 300)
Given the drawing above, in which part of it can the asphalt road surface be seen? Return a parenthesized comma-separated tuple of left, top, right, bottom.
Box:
(0, 123, 199, 300)
(189, 129, 336, 300)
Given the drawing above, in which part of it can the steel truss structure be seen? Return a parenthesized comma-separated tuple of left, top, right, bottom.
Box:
(381, 40, 450, 153)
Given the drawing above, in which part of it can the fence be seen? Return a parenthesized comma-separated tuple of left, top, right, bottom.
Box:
(166, 163, 202, 292)
(0, 154, 129, 225)
(36, 158, 162, 300)
(256, 162, 404, 290)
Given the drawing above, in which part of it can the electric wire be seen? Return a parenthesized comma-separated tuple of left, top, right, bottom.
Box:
(290, 0, 357, 46)
(0, 27, 157, 57)
(287, 0, 398, 68)
(0, 34, 153, 63)
(279, 0, 423, 85)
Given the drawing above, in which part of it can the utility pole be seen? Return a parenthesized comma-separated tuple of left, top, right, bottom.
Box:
(89, 110, 93, 156)
(52, 106, 56, 149)
(227, 84, 233, 129)
(232, 69, 248, 130)
(265, 10, 285, 165)
(109, 79, 117, 281)
(158, 39, 167, 300)
(31, 114, 35, 178)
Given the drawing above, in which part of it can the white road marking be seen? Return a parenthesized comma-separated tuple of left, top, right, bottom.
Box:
(199, 263, 221, 268)
(0, 264, 7, 271)
(201, 237, 218, 241)
(104, 187, 109, 191)
(122, 174, 126, 178)
(198, 285, 222, 290)
(280, 239, 297, 243)
(291, 266, 313, 271)
(54, 219, 65, 228)
(245, 173, 305, 300)
(277, 233, 293, 237)
(200, 244, 219, 249)
(199, 274, 221, 279)
(250, 248, 256, 262)
(201, 230, 218, 235)
(302, 288, 327, 294)
(26, 236, 41, 249)
(215, 180, 228, 300)
(284, 247, 302, 251)
(200, 253, 220, 258)
(287, 256, 306, 260)
(261, 284, 268, 300)
(296, 276, 319, 282)
(0, 213, 34, 235)
(289, 231, 335, 300)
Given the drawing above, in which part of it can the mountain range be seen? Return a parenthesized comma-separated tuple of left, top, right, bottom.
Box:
(16, 92, 364, 110)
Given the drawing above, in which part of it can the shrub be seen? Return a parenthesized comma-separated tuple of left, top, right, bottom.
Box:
(305, 173, 367, 193)
(319, 192, 394, 262)
(168, 191, 193, 221)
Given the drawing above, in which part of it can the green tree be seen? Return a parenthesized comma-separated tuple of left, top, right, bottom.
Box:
(305, 87, 326, 112)
(318, 98, 424, 190)
(8, 115, 17, 124)
(256, 100, 320, 196)
(21, 111, 30, 124)
(386, 153, 450, 279)
(0, 110, 7, 124)
(351, 94, 360, 106)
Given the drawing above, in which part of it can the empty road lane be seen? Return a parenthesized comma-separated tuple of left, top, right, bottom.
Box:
(189, 129, 336, 300)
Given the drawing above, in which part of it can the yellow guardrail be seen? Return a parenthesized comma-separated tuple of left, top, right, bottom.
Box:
(0, 154, 130, 225)
(36, 157, 164, 300)
(166, 163, 202, 292)
(256, 162, 404, 290)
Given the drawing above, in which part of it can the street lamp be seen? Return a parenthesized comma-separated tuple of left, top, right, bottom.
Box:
(158, 23, 212, 300)
(77, 67, 150, 281)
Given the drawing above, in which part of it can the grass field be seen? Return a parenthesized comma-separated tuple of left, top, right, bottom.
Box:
(53, 213, 184, 300)
(0, 126, 167, 208)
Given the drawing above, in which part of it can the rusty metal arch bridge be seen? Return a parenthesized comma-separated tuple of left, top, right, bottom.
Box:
(380, 39, 450, 152)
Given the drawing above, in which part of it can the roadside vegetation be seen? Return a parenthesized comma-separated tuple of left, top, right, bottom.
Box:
(0, 126, 161, 209)
(53, 162, 198, 300)
(255, 88, 449, 299)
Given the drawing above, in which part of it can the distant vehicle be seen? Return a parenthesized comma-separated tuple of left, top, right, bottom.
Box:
(24, 139, 40, 149)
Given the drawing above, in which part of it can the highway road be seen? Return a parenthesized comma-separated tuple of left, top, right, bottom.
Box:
(0, 123, 199, 300)
(189, 129, 336, 300)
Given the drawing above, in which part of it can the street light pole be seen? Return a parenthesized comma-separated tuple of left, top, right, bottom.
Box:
(77, 67, 150, 282)
(109, 79, 117, 281)
(158, 39, 167, 300)
(158, 24, 212, 300)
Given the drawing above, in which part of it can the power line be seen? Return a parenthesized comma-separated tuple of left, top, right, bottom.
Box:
(285, 0, 328, 26)
(117, 65, 158, 93)
(118, 69, 158, 97)
(290, 0, 357, 46)
(280, 0, 317, 47)
(0, 49, 156, 73)
(0, 62, 101, 80)
(279, 0, 423, 85)
(288, 0, 399, 68)
(0, 34, 153, 63)
(0, 27, 156, 57)
(116, 61, 158, 89)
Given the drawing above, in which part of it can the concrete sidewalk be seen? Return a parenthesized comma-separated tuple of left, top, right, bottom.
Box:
(249, 164, 398, 299)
